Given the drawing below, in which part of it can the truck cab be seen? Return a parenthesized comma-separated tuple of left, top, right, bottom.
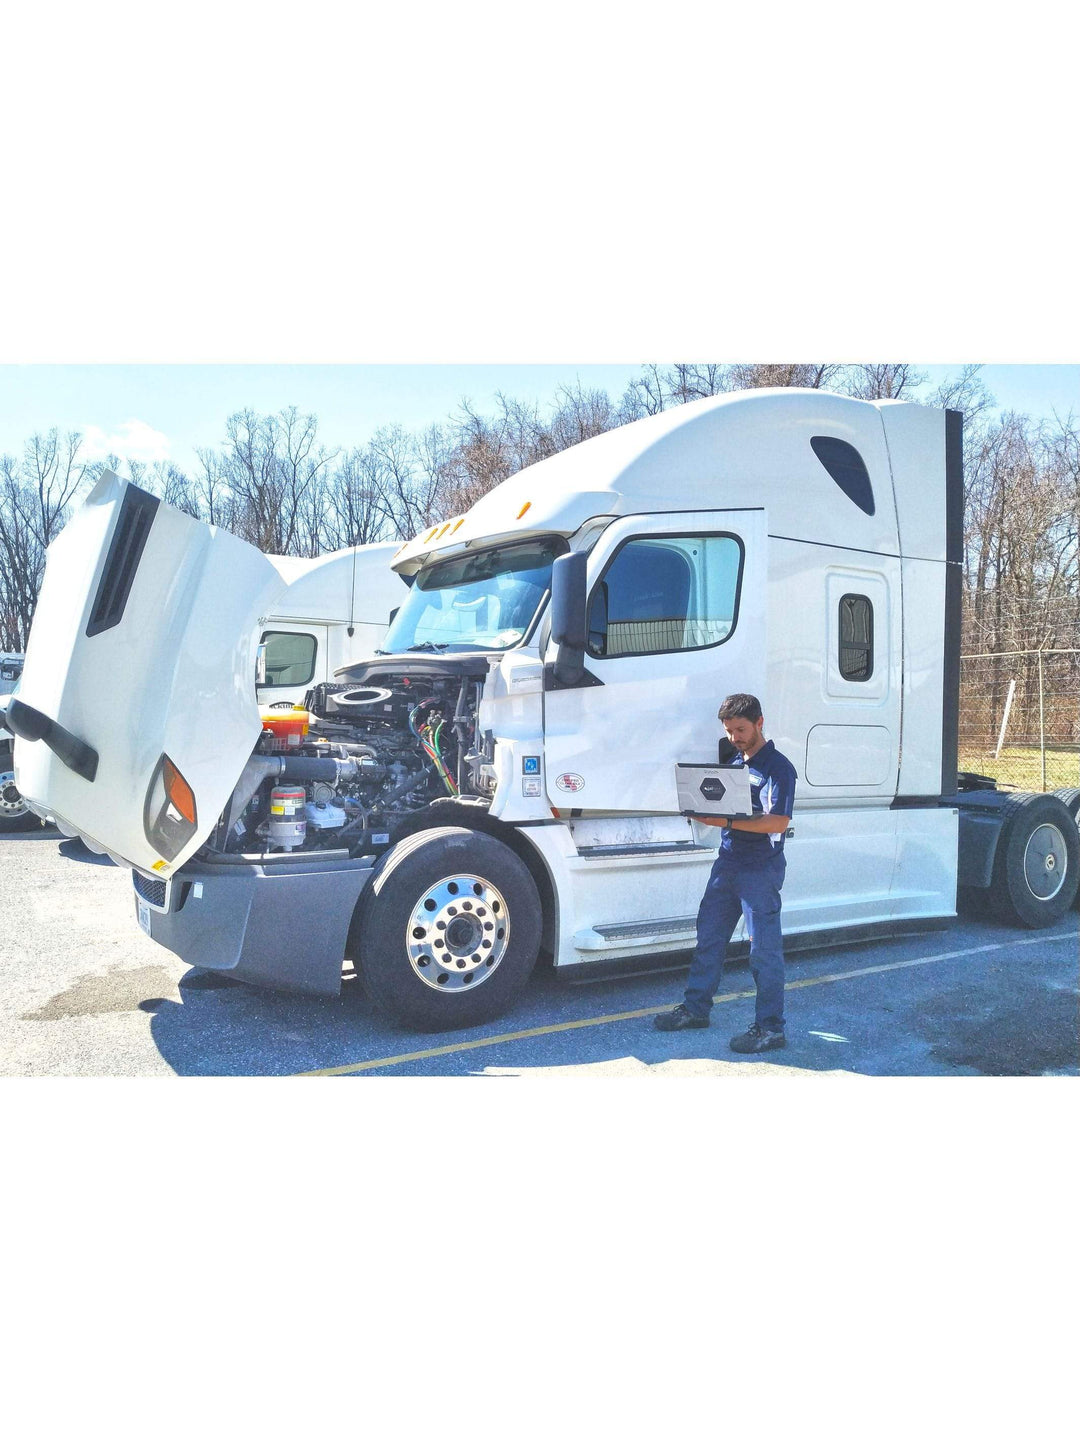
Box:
(10, 391, 1078, 1031)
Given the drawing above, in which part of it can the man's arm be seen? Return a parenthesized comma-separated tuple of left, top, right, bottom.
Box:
(694, 814, 790, 832)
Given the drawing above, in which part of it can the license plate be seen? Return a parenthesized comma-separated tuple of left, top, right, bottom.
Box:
(137, 898, 152, 936)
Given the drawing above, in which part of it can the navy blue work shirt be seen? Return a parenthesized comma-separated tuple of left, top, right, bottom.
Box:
(718, 739, 797, 860)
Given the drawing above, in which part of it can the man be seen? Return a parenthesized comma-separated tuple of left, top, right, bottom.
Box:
(655, 693, 797, 1053)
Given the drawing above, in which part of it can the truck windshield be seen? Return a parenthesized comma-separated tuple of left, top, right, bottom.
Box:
(384, 537, 566, 653)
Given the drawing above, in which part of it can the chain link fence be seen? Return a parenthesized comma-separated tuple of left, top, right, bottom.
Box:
(959, 647, 1080, 792)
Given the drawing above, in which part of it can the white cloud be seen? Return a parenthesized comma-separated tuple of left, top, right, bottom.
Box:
(81, 419, 171, 464)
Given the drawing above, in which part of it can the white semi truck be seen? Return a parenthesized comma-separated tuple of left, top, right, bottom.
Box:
(9, 390, 1079, 1030)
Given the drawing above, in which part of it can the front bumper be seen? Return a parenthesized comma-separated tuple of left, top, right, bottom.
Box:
(134, 851, 376, 996)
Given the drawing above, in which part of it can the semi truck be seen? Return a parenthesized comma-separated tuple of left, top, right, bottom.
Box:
(8, 389, 1079, 1031)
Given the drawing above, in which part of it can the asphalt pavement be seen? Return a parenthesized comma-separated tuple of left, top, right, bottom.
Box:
(2, 827, 1077, 1077)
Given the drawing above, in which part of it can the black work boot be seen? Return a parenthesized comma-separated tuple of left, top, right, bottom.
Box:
(654, 1003, 710, 1031)
(729, 1023, 786, 1053)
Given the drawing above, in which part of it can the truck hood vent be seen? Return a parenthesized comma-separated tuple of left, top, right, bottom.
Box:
(86, 485, 160, 637)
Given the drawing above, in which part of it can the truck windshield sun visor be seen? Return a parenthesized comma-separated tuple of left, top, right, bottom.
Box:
(5, 697, 99, 782)
(86, 485, 160, 637)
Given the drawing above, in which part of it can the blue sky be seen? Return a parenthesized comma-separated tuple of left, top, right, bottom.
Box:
(0, 364, 1075, 473)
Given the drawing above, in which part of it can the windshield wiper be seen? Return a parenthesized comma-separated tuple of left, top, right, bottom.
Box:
(404, 641, 452, 652)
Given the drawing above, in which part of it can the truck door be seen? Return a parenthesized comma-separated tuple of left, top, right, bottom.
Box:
(543, 510, 767, 813)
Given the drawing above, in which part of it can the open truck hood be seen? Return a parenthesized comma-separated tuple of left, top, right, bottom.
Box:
(11, 473, 288, 877)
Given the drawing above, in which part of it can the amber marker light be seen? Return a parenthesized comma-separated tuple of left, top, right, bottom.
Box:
(163, 756, 197, 824)
(144, 753, 199, 861)
(517, 501, 532, 519)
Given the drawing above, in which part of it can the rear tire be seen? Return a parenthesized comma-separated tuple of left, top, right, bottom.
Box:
(351, 826, 542, 1032)
(989, 793, 1079, 927)
(1053, 788, 1080, 909)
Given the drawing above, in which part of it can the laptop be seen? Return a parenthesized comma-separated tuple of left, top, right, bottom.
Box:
(675, 763, 754, 818)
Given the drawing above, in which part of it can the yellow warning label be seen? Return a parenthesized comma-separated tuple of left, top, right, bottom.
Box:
(270, 805, 285, 815)
(152, 860, 168, 872)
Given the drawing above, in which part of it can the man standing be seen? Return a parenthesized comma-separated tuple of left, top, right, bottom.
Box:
(655, 693, 797, 1053)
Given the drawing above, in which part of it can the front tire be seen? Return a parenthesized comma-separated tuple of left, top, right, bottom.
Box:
(352, 826, 542, 1032)
(989, 793, 1079, 927)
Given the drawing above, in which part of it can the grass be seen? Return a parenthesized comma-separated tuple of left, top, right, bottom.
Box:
(958, 746, 1080, 793)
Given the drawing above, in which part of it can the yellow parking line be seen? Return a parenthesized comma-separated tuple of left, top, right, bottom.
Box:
(298, 932, 1077, 1076)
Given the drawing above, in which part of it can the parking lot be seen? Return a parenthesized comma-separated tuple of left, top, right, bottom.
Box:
(2, 826, 1077, 1077)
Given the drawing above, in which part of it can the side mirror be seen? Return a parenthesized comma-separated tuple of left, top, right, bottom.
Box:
(550, 552, 588, 686)
(255, 643, 267, 687)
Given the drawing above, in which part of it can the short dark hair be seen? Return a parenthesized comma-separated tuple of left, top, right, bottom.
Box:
(718, 692, 762, 722)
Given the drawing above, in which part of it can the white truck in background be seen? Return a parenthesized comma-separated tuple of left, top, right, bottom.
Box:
(253, 545, 408, 707)
(9, 390, 1079, 1031)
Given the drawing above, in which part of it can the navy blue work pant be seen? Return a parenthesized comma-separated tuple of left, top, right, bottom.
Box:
(684, 849, 787, 1030)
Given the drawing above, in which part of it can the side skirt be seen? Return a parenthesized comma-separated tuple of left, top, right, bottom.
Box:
(554, 914, 953, 985)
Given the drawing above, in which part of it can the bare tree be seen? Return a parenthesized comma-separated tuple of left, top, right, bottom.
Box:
(0, 431, 90, 649)
(617, 364, 670, 421)
(842, 363, 927, 400)
(216, 407, 338, 555)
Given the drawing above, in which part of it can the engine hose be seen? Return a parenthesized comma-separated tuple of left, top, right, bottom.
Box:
(279, 756, 366, 786)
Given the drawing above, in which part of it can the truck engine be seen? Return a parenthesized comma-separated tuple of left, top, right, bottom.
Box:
(204, 665, 495, 860)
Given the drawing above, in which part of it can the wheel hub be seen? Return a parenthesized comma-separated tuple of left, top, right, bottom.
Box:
(0, 773, 28, 817)
(406, 873, 510, 992)
(1023, 823, 1067, 902)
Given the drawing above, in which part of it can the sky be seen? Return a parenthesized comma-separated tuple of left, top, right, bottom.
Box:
(0, 364, 1076, 474)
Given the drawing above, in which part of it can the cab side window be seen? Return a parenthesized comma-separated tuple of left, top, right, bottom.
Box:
(587, 534, 743, 658)
(258, 631, 317, 687)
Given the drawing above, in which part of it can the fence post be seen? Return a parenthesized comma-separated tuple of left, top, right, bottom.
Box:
(995, 677, 1016, 760)
(1038, 651, 1046, 792)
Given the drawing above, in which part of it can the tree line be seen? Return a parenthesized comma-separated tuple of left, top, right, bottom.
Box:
(1, 363, 1077, 661)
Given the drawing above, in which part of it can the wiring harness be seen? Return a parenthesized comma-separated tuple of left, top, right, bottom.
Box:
(408, 699, 459, 796)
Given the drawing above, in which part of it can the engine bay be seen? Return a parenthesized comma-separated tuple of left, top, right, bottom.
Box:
(204, 664, 496, 860)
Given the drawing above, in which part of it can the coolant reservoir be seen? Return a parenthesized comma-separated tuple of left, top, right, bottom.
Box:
(260, 706, 310, 752)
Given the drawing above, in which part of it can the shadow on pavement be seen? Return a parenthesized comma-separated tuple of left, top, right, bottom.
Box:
(57, 836, 116, 866)
(146, 970, 409, 1076)
(142, 958, 867, 1078)
(139, 920, 1078, 1078)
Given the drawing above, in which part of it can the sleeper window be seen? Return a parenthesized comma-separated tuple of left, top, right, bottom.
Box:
(838, 595, 873, 681)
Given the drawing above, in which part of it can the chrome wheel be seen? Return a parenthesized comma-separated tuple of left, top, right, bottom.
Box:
(1023, 823, 1068, 902)
(406, 873, 510, 992)
(0, 771, 29, 819)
